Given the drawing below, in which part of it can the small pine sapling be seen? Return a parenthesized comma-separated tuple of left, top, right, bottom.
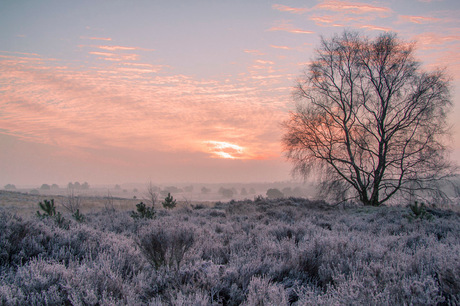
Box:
(162, 193, 177, 209)
(407, 201, 433, 221)
(131, 202, 155, 219)
(54, 211, 70, 229)
(37, 199, 56, 217)
(37, 199, 70, 228)
(72, 209, 85, 222)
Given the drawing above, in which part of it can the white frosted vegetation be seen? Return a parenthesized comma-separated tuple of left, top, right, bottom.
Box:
(1, 198, 459, 305)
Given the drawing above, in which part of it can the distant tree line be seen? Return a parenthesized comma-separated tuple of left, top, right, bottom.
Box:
(67, 182, 90, 190)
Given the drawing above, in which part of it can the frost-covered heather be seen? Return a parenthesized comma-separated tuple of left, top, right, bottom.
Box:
(1, 198, 459, 305)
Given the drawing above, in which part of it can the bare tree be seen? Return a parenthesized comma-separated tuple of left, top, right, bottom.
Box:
(104, 190, 115, 213)
(283, 31, 454, 206)
(144, 181, 159, 209)
(62, 187, 82, 214)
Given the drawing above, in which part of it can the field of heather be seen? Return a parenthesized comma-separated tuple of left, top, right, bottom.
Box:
(1, 191, 460, 305)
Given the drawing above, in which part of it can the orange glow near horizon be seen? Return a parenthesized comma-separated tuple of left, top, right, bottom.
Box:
(0, 48, 287, 164)
(1, 0, 459, 185)
(204, 141, 244, 159)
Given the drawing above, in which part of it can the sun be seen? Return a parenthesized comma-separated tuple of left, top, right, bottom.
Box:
(204, 141, 244, 159)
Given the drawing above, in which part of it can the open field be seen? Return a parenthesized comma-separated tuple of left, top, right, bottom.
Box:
(1, 192, 460, 305)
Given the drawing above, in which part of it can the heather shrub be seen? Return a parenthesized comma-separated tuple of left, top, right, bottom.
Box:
(244, 276, 289, 305)
(137, 222, 194, 270)
(1, 196, 459, 304)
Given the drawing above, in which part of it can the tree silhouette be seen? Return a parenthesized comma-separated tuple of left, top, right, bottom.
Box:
(283, 31, 454, 206)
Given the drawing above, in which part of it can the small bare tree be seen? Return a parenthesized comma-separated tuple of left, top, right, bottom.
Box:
(144, 181, 159, 209)
(104, 190, 115, 213)
(61, 187, 82, 214)
(283, 31, 455, 206)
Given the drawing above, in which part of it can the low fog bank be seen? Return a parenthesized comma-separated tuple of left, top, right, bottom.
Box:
(2, 181, 318, 203)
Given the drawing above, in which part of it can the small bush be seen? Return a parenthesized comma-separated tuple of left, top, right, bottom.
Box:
(72, 209, 85, 222)
(137, 224, 194, 270)
(407, 201, 433, 221)
(130, 202, 155, 219)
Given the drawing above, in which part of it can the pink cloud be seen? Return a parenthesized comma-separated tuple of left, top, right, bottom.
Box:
(98, 45, 137, 51)
(244, 49, 265, 56)
(274, 1, 391, 16)
(272, 4, 309, 14)
(398, 15, 440, 24)
(270, 45, 292, 50)
(275, 1, 393, 30)
(89, 51, 115, 57)
(97, 45, 155, 52)
(255, 59, 275, 65)
(316, 1, 391, 15)
(0, 50, 40, 57)
(414, 32, 460, 49)
(360, 24, 392, 32)
(0, 52, 290, 161)
(80, 36, 112, 41)
(268, 21, 314, 34)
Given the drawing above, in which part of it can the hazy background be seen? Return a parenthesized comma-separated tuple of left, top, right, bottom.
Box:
(1, 0, 459, 187)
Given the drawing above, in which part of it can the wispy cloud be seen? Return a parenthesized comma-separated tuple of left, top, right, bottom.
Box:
(274, 1, 393, 30)
(98, 45, 137, 51)
(414, 32, 460, 49)
(268, 21, 314, 34)
(244, 49, 265, 56)
(80, 36, 112, 41)
(0, 50, 289, 161)
(360, 24, 392, 32)
(270, 45, 292, 50)
(272, 4, 309, 14)
(273, 1, 391, 16)
(316, 1, 391, 15)
(97, 45, 155, 52)
(89, 51, 114, 57)
(398, 15, 440, 24)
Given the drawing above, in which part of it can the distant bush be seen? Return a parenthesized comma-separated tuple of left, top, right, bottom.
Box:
(4, 184, 16, 190)
(218, 187, 234, 198)
(40, 184, 51, 190)
(266, 188, 284, 199)
(201, 186, 211, 194)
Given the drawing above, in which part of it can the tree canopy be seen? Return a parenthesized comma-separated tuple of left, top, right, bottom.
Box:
(283, 31, 454, 206)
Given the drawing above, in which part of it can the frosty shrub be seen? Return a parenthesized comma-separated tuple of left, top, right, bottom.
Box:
(1, 196, 459, 304)
(137, 222, 194, 270)
(244, 276, 289, 305)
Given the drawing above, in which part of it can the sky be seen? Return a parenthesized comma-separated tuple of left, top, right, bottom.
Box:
(1, 0, 459, 187)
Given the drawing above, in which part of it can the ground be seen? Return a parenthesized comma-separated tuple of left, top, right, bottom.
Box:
(1, 191, 459, 305)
